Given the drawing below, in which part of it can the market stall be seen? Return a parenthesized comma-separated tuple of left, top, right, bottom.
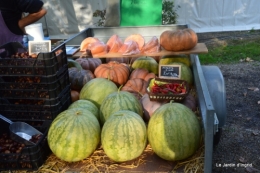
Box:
(0, 24, 226, 173)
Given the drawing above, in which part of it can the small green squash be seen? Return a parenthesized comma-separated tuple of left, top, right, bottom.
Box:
(131, 56, 159, 75)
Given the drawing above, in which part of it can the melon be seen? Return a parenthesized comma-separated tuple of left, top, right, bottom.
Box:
(68, 100, 99, 121)
(100, 90, 143, 125)
(147, 101, 201, 161)
(79, 78, 118, 108)
(131, 56, 159, 75)
(101, 110, 147, 162)
(168, 62, 193, 86)
(47, 108, 100, 162)
(159, 55, 191, 68)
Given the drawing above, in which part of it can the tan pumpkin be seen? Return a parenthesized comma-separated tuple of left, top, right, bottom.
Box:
(140, 94, 167, 122)
(94, 61, 130, 86)
(129, 68, 156, 82)
(121, 78, 148, 95)
(160, 28, 198, 52)
(75, 58, 102, 73)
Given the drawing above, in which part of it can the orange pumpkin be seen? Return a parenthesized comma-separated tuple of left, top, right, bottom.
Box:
(75, 58, 102, 73)
(129, 68, 156, 82)
(94, 61, 130, 86)
(121, 78, 148, 95)
(160, 28, 198, 52)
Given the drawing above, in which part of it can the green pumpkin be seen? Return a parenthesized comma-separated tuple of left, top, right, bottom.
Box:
(131, 56, 159, 75)
(159, 55, 191, 68)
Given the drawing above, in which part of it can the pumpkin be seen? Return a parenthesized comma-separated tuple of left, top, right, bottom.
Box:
(68, 100, 100, 121)
(131, 56, 159, 75)
(94, 61, 130, 86)
(121, 78, 148, 95)
(181, 93, 197, 111)
(106, 34, 123, 53)
(129, 68, 156, 82)
(160, 28, 198, 52)
(79, 78, 118, 108)
(100, 90, 143, 125)
(140, 94, 167, 122)
(68, 59, 82, 70)
(71, 90, 79, 102)
(106, 57, 131, 64)
(101, 110, 147, 162)
(80, 37, 100, 52)
(159, 55, 192, 68)
(75, 58, 102, 73)
(68, 68, 95, 91)
(147, 101, 201, 161)
(47, 108, 100, 162)
(124, 34, 145, 50)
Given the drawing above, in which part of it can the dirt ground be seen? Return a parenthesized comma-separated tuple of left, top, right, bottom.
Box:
(197, 31, 260, 173)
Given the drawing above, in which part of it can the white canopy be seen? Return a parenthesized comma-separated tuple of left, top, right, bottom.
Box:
(39, 0, 260, 39)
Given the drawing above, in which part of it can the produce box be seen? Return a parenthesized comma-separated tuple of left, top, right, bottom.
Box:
(0, 119, 51, 171)
(147, 78, 189, 102)
(0, 85, 71, 127)
(0, 42, 67, 76)
(0, 65, 70, 99)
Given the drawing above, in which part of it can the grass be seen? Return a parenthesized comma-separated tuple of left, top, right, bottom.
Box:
(199, 38, 260, 65)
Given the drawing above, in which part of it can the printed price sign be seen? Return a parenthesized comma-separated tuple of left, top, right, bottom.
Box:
(159, 64, 181, 79)
(28, 40, 51, 55)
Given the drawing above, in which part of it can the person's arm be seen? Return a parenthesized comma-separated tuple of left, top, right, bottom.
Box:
(18, 7, 47, 33)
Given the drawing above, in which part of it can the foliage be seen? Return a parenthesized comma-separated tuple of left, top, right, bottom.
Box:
(93, 9, 106, 26)
(162, 0, 180, 25)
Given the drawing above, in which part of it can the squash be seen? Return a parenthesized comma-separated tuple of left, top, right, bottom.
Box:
(121, 78, 148, 95)
(124, 34, 145, 50)
(160, 28, 198, 52)
(80, 37, 100, 52)
(75, 58, 102, 73)
(94, 61, 130, 86)
(106, 34, 123, 53)
(129, 68, 156, 82)
(68, 67, 95, 91)
(140, 94, 167, 122)
(71, 90, 80, 102)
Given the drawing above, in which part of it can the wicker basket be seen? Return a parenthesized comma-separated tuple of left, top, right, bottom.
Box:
(147, 78, 189, 102)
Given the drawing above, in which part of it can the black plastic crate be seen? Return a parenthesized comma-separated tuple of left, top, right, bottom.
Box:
(0, 85, 71, 123)
(0, 120, 51, 171)
(0, 41, 67, 76)
(0, 66, 70, 99)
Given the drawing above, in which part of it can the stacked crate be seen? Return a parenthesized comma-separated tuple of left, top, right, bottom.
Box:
(0, 42, 71, 171)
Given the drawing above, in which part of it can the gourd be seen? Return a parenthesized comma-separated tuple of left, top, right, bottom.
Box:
(94, 61, 130, 86)
(75, 58, 102, 73)
(68, 67, 95, 91)
(160, 28, 198, 51)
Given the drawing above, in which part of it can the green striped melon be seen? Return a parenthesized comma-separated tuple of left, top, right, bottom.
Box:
(47, 108, 100, 162)
(101, 110, 147, 162)
(147, 102, 201, 161)
(131, 56, 159, 75)
(79, 78, 118, 108)
(167, 62, 193, 86)
(100, 91, 143, 125)
(68, 100, 99, 122)
(159, 55, 192, 68)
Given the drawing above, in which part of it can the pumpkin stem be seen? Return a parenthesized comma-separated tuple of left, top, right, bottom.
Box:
(118, 85, 123, 92)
